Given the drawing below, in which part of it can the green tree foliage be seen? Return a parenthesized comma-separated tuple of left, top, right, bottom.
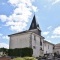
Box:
(0, 48, 8, 54)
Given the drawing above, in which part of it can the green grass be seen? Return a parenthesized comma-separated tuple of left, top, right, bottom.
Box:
(12, 57, 37, 60)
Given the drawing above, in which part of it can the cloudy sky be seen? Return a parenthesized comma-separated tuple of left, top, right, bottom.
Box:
(0, 0, 60, 48)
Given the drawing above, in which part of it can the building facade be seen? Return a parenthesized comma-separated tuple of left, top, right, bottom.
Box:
(54, 43, 60, 55)
(43, 40, 54, 56)
(9, 15, 58, 57)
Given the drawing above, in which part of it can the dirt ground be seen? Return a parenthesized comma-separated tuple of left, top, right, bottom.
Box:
(0, 57, 11, 60)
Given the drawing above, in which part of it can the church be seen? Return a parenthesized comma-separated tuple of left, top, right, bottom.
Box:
(8, 15, 55, 57)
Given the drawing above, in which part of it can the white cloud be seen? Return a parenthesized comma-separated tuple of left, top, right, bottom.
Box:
(53, 26, 60, 35)
(2, 36, 9, 40)
(0, 34, 9, 40)
(47, 26, 52, 30)
(45, 39, 52, 43)
(42, 31, 49, 35)
(32, 6, 38, 12)
(8, 0, 35, 6)
(0, 15, 8, 22)
(52, 0, 60, 5)
(51, 35, 60, 38)
(8, 0, 19, 6)
(47, 0, 60, 5)
(43, 0, 60, 7)
(0, 33, 3, 36)
(0, 43, 9, 49)
(0, 35, 9, 49)
(47, 40, 51, 43)
(51, 26, 60, 38)
(0, 0, 37, 32)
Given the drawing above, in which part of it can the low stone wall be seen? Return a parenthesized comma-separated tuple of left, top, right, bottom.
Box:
(0, 57, 11, 60)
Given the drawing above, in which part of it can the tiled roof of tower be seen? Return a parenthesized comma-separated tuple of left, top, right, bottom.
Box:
(29, 15, 40, 30)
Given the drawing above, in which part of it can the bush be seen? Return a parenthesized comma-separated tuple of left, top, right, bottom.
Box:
(8, 47, 33, 57)
(21, 48, 33, 57)
(8, 49, 14, 56)
(0, 48, 8, 54)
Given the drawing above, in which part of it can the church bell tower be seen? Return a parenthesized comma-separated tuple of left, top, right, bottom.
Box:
(29, 15, 41, 36)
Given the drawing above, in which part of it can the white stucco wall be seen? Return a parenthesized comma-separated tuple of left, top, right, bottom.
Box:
(9, 32, 44, 57)
(44, 42, 54, 54)
(31, 33, 44, 57)
(40, 37, 44, 56)
(32, 34, 40, 57)
(9, 33, 31, 49)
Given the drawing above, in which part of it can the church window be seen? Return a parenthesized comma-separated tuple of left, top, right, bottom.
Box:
(33, 46, 36, 49)
(34, 35, 36, 40)
(53, 46, 55, 49)
(40, 47, 42, 50)
(33, 35, 36, 47)
(40, 38, 42, 46)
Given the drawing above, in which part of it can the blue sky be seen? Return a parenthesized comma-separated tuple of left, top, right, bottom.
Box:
(0, 0, 60, 48)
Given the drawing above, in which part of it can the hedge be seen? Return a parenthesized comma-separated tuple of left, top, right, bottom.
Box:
(8, 47, 33, 57)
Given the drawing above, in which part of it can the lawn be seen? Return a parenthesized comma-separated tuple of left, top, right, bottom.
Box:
(12, 57, 37, 60)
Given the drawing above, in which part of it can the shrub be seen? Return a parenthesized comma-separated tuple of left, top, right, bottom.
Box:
(8, 47, 33, 57)
(0, 48, 8, 54)
(8, 49, 14, 56)
(21, 48, 33, 57)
